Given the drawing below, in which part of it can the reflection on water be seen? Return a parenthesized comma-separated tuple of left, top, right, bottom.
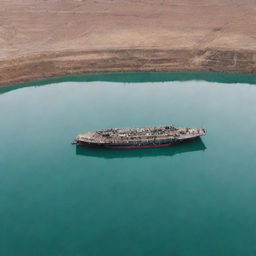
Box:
(1, 72, 256, 94)
(76, 138, 206, 159)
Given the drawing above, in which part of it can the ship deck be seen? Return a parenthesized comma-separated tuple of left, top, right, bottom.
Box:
(76, 127, 206, 145)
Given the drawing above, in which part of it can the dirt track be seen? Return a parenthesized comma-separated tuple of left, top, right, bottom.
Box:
(0, 0, 256, 87)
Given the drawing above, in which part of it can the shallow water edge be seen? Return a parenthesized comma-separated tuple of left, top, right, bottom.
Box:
(1, 71, 256, 95)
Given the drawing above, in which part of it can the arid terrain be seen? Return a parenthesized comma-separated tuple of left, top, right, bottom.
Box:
(0, 0, 256, 87)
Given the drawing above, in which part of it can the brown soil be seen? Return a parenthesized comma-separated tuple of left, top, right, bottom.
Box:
(0, 0, 256, 87)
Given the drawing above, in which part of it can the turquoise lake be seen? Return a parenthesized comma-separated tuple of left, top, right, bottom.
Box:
(0, 72, 256, 256)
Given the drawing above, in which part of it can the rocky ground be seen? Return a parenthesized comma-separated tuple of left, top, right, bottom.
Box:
(0, 0, 256, 87)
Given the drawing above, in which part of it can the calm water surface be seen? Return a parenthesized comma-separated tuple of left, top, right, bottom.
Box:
(0, 72, 256, 256)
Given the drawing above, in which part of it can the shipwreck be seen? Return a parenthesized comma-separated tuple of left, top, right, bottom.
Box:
(74, 125, 207, 149)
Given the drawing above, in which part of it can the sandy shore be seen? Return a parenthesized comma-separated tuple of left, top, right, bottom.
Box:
(0, 0, 256, 87)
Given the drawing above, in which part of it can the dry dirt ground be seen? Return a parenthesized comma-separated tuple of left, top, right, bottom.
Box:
(0, 0, 256, 86)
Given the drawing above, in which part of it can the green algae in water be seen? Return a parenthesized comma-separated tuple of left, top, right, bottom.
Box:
(0, 72, 256, 256)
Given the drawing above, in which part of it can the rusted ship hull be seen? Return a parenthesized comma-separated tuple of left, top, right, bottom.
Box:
(76, 140, 182, 149)
(76, 139, 206, 158)
(76, 135, 200, 149)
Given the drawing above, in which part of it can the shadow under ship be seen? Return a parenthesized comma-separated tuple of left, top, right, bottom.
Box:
(75, 125, 207, 149)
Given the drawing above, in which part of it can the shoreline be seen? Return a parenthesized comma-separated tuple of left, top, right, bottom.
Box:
(1, 48, 256, 88)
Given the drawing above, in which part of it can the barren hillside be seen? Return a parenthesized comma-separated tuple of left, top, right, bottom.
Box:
(0, 0, 256, 86)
